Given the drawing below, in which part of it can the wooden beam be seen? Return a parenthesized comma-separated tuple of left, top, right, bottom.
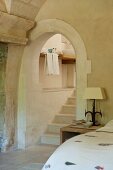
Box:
(62, 59, 76, 64)
(40, 53, 76, 64)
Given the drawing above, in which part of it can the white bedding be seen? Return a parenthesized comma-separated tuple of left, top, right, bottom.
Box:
(42, 130, 113, 170)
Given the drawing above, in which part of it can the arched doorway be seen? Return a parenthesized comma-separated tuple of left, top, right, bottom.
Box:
(39, 34, 76, 89)
(30, 19, 88, 117)
(17, 19, 89, 148)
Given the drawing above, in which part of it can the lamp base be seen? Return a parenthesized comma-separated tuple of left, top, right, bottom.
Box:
(85, 110, 102, 126)
(85, 99, 102, 126)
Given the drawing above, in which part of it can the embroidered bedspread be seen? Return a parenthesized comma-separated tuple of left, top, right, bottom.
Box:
(42, 130, 113, 170)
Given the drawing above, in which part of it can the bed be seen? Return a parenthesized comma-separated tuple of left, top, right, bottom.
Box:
(42, 120, 113, 170)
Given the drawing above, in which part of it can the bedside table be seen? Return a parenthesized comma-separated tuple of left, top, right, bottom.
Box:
(60, 124, 101, 144)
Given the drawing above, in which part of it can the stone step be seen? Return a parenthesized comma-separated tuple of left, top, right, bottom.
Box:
(40, 90, 76, 146)
(18, 163, 44, 170)
(41, 133, 60, 145)
(47, 123, 69, 134)
(72, 89, 76, 96)
(67, 97, 75, 105)
(60, 104, 76, 114)
(53, 114, 75, 124)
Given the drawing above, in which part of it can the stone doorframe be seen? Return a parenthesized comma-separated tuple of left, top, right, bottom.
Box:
(17, 19, 90, 148)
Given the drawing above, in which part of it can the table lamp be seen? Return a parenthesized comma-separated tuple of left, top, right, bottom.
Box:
(83, 87, 105, 126)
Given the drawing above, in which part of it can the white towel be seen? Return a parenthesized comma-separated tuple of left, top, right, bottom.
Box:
(52, 53, 59, 75)
(45, 53, 60, 75)
(45, 53, 54, 75)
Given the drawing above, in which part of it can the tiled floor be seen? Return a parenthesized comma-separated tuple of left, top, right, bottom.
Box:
(0, 144, 57, 170)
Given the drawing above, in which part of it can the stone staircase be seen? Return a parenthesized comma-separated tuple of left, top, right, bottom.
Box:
(41, 92, 75, 145)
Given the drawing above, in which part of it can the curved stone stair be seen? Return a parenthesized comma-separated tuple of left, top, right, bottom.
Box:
(41, 92, 76, 145)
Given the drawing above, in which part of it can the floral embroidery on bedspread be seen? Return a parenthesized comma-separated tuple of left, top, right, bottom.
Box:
(98, 143, 113, 146)
(44, 161, 76, 169)
(95, 165, 104, 170)
(44, 164, 51, 168)
(65, 161, 76, 165)
(74, 140, 82, 142)
(85, 135, 97, 137)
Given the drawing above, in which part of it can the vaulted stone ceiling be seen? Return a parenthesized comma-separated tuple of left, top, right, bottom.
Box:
(0, 0, 47, 44)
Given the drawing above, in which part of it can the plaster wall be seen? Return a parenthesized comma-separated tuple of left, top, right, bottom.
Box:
(36, 0, 113, 123)
(67, 64, 76, 88)
(42, 34, 62, 52)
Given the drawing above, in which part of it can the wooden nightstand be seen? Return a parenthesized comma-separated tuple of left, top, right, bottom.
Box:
(60, 124, 101, 144)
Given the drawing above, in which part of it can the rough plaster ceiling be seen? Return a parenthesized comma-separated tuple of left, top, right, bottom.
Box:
(0, 0, 47, 44)
(3, 0, 47, 20)
(4, 0, 47, 20)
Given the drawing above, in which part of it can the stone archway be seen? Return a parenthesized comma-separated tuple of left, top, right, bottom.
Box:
(17, 19, 89, 148)
(30, 19, 89, 119)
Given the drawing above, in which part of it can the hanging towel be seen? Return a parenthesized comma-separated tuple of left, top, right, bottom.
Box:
(45, 53, 54, 75)
(45, 52, 60, 75)
(52, 53, 60, 75)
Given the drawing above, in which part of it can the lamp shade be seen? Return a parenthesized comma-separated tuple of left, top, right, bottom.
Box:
(83, 87, 105, 99)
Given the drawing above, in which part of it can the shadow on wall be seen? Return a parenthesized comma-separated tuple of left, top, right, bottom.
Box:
(0, 43, 8, 151)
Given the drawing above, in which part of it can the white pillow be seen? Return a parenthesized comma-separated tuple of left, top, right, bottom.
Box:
(96, 126, 113, 133)
(96, 120, 113, 133)
(105, 120, 113, 127)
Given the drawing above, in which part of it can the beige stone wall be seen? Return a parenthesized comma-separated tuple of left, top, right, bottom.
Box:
(35, 0, 113, 123)
(87, 16, 113, 122)
(6, 44, 24, 147)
